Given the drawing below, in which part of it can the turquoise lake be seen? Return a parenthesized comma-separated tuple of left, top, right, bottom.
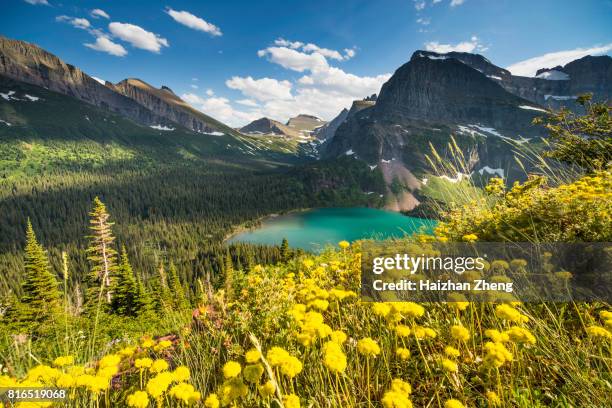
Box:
(228, 207, 436, 251)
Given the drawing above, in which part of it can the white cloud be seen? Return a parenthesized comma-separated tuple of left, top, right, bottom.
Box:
(506, 43, 612, 77)
(433, 0, 442, 3)
(303, 43, 344, 60)
(450, 0, 465, 6)
(236, 99, 259, 107)
(416, 17, 431, 25)
(56, 15, 91, 30)
(165, 8, 222, 37)
(206, 89, 214, 96)
(274, 38, 304, 49)
(108, 22, 169, 53)
(258, 47, 328, 72)
(424, 36, 487, 53)
(90, 9, 110, 19)
(190, 84, 199, 89)
(183, 38, 389, 126)
(226, 76, 293, 101)
(226, 41, 390, 124)
(24, 0, 49, 5)
(182, 93, 260, 127)
(414, 1, 426, 11)
(84, 36, 128, 57)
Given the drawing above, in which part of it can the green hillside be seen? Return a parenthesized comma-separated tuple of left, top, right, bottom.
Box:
(0, 76, 386, 297)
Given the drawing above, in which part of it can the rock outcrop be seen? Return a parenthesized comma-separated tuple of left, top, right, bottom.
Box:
(0, 36, 173, 128)
(108, 78, 234, 135)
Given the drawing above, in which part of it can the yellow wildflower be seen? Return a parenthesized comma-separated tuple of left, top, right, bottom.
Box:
(486, 391, 502, 406)
(150, 359, 169, 373)
(450, 325, 470, 342)
(444, 346, 460, 358)
(284, 394, 301, 408)
(169, 382, 201, 405)
(495, 304, 529, 323)
(146, 372, 174, 399)
(391, 378, 412, 395)
(135, 358, 153, 369)
(245, 349, 261, 363)
(357, 337, 381, 357)
(483, 342, 513, 368)
(338, 240, 350, 249)
(395, 325, 411, 337)
(373, 303, 391, 317)
(382, 391, 413, 408)
(53, 356, 74, 367)
(586, 326, 612, 340)
(204, 393, 220, 408)
(323, 341, 347, 373)
(172, 366, 190, 382)
(484, 329, 509, 343)
(505, 326, 536, 345)
(441, 358, 458, 373)
(258, 380, 276, 397)
(154, 340, 172, 352)
(99, 354, 121, 369)
(330, 330, 347, 344)
(444, 399, 465, 408)
(396, 348, 411, 360)
(222, 361, 242, 379)
(127, 390, 150, 408)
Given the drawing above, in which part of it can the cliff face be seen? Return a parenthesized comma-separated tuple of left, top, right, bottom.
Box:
(240, 117, 297, 136)
(0, 36, 171, 127)
(108, 79, 231, 134)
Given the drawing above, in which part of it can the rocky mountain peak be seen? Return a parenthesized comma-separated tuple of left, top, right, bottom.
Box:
(411, 50, 511, 79)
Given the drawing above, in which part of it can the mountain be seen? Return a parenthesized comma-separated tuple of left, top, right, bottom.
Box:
(108, 78, 241, 137)
(314, 108, 348, 140)
(240, 117, 300, 137)
(500, 55, 612, 110)
(315, 97, 376, 141)
(286, 114, 326, 137)
(324, 51, 551, 210)
(0, 36, 174, 129)
(418, 50, 612, 110)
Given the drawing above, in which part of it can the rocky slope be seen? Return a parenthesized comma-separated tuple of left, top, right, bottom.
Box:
(314, 108, 348, 140)
(324, 51, 551, 210)
(286, 114, 326, 136)
(0, 36, 174, 128)
(417, 50, 612, 110)
(240, 117, 299, 137)
(108, 78, 238, 136)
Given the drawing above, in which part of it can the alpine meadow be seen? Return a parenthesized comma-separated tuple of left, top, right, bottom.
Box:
(0, 1, 611, 407)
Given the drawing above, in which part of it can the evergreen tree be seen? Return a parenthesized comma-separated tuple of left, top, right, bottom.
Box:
(112, 247, 140, 316)
(168, 261, 189, 311)
(86, 197, 118, 306)
(224, 251, 234, 301)
(19, 220, 61, 321)
(280, 238, 289, 262)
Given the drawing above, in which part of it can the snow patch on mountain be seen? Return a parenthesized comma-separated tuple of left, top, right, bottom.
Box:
(150, 124, 175, 131)
(478, 166, 504, 178)
(536, 70, 570, 80)
(519, 105, 547, 113)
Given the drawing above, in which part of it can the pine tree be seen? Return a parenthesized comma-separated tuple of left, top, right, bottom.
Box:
(86, 197, 118, 306)
(19, 220, 61, 322)
(280, 238, 289, 262)
(168, 261, 189, 311)
(224, 251, 234, 301)
(112, 247, 140, 316)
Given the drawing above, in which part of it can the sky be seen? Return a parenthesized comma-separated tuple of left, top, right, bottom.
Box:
(2, 0, 611, 127)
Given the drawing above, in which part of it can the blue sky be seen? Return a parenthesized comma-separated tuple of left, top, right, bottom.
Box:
(2, 0, 611, 126)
